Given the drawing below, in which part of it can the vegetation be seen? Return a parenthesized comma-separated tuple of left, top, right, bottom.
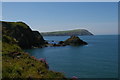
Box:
(2, 50, 66, 79)
(41, 29, 93, 36)
(0, 40, 2, 79)
(2, 21, 69, 79)
(2, 21, 45, 49)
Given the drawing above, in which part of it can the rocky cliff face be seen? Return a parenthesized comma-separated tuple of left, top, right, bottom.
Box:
(2, 21, 45, 49)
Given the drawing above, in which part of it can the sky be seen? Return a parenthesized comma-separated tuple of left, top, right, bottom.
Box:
(1, 0, 120, 2)
(2, 2, 118, 35)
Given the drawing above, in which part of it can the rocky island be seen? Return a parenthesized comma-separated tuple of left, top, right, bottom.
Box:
(64, 36, 88, 45)
(47, 36, 88, 47)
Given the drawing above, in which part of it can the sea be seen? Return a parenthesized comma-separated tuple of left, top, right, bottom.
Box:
(24, 35, 118, 78)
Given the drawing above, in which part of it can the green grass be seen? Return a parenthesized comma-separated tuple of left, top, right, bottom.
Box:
(2, 51, 66, 79)
(2, 21, 69, 79)
(2, 37, 67, 79)
(7, 21, 29, 29)
(2, 42, 22, 55)
(0, 39, 2, 79)
(45, 29, 85, 33)
(41, 29, 93, 36)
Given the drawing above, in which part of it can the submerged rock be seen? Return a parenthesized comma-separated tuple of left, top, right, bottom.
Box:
(64, 35, 88, 46)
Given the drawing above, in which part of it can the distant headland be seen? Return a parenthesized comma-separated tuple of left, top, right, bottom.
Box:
(41, 29, 93, 36)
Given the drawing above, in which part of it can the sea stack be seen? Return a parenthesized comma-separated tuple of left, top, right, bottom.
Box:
(64, 35, 88, 46)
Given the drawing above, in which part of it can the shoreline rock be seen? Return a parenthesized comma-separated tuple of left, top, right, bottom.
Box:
(64, 35, 88, 46)
(45, 35, 88, 47)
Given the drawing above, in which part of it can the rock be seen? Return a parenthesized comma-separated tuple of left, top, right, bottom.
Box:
(31, 63, 35, 67)
(2, 21, 46, 49)
(16, 70, 22, 76)
(46, 35, 88, 47)
(58, 41, 64, 44)
(44, 40, 49, 44)
(52, 40, 54, 42)
(58, 41, 66, 46)
(53, 43, 61, 47)
(64, 35, 88, 46)
(32, 31, 45, 48)
(9, 52, 22, 59)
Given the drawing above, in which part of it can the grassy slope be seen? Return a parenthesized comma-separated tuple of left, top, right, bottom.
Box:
(50, 29, 86, 33)
(2, 21, 68, 79)
(2, 38, 67, 79)
(41, 29, 93, 36)
(0, 40, 2, 79)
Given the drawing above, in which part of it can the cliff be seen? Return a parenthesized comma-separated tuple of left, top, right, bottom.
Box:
(41, 29, 93, 36)
(2, 21, 45, 49)
(2, 21, 68, 79)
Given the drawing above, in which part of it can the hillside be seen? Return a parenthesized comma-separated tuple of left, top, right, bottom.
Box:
(41, 29, 93, 36)
(2, 21, 68, 79)
(2, 21, 46, 49)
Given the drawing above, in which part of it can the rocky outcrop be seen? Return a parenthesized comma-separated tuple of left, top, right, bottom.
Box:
(47, 36, 87, 47)
(2, 21, 45, 49)
(64, 36, 88, 45)
(32, 31, 45, 47)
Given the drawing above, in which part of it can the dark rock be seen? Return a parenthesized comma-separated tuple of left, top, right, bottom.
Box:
(44, 40, 48, 44)
(22, 67, 25, 70)
(64, 35, 88, 46)
(45, 63, 49, 69)
(62, 44, 66, 46)
(32, 31, 45, 48)
(52, 40, 54, 42)
(2, 21, 46, 49)
(53, 44, 61, 47)
(58, 41, 64, 44)
(16, 70, 22, 76)
(31, 63, 35, 67)
(58, 41, 66, 46)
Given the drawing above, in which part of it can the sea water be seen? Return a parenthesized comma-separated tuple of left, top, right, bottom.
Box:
(24, 35, 118, 78)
